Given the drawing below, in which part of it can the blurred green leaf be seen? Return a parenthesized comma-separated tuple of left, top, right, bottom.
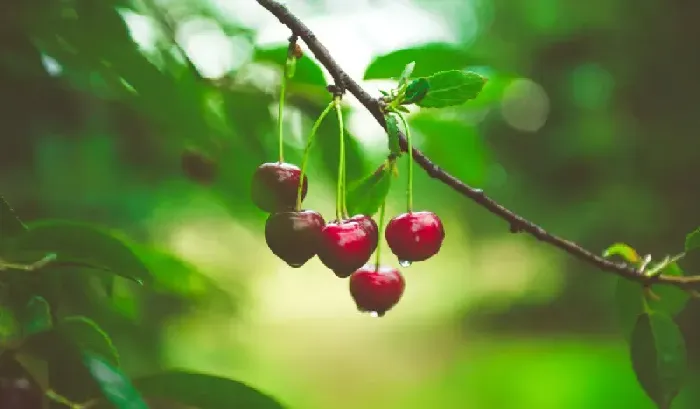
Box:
(133, 371, 286, 409)
(630, 312, 687, 409)
(22, 316, 120, 402)
(364, 43, 478, 80)
(416, 70, 486, 108)
(0, 304, 20, 349)
(255, 47, 327, 86)
(316, 107, 366, 186)
(59, 316, 119, 366)
(603, 242, 641, 263)
(615, 263, 690, 341)
(684, 228, 700, 252)
(385, 115, 402, 156)
(404, 78, 430, 105)
(20, 296, 52, 338)
(9, 220, 151, 285)
(84, 352, 148, 409)
(346, 163, 392, 217)
(0, 196, 27, 240)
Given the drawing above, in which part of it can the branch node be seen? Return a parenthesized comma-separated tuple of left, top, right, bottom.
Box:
(326, 84, 345, 98)
(509, 222, 525, 234)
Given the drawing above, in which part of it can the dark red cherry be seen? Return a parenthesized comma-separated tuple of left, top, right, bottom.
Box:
(181, 148, 218, 185)
(349, 214, 378, 252)
(385, 211, 445, 262)
(318, 220, 373, 278)
(265, 210, 325, 268)
(349, 265, 405, 317)
(0, 354, 42, 409)
(251, 162, 308, 212)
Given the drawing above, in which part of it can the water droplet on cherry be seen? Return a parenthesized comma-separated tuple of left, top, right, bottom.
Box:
(399, 259, 412, 267)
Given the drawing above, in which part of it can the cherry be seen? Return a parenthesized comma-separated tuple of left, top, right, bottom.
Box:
(318, 220, 373, 278)
(265, 210, 325, 268)
(0, 354, 42, 409)
(349, 265, 405, 317)
(251, 162, 308, 212)
(349, 214, 379, 252)
(385, 211, 445, 262)
(181, 148, 218, 185)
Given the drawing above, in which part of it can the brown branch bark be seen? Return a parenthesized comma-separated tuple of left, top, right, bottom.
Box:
(254, 0, 700, 291)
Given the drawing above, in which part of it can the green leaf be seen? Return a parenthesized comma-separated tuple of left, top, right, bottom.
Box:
(684, 227, 700, 252)
(385, 115, 402, 156)
(0, 304, 20, 349)
(363, 43, 479, 80)
(59, 316, 119, 366)
(84, 352, 149, 409)
(603, 242, 641, 263)
(346, 163, 392, 217)
(398, 61, 415, 86)
(22, 316, 120, 402)
(404, 78, 430, 105)
(630, 312, 687, 408)
(0, 196, 27, 240)
(416, 70, 487, 108)
(9, 220, 151, 285)
(133, 371, 286, 409)
(615, 263, 690, 341)
(254, 46, 327, 86)
(20, 296, 52, 337)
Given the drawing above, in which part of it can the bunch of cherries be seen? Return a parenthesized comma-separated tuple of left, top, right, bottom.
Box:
(249, 44, 444, 317)
(251, 158, 445, 317)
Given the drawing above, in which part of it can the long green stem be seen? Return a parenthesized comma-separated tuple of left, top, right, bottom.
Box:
(374, 199, 387, 269)
(397, 113, 413, 212)
(296, 101, 335, 210)
(277, 58, 291, 162)
(334, 97, 346, 221)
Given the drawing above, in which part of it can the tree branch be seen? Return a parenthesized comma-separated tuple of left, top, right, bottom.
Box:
(254, 0, 700, 290)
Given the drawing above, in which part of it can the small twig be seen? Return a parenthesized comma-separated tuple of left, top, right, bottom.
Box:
(0, 253, 57, 271)
(253, 0, 700, 290)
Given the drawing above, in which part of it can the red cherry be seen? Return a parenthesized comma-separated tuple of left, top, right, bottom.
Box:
(265, 210, 325, 268)
(318, 220, 373, 278)
(349, 214, 378, 252)
(0, 355, 42, 409)
(385, 211, 445, 262)
(251, 162, 308, 212)
(349, 265, 405, 316)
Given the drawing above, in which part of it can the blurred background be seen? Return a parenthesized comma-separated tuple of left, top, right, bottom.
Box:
(2, 0, 700, 407)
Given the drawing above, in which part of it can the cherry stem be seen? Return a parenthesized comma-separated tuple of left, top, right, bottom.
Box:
(334, 96, 345, 221)
(375, 198, 387, 269)
(397, 112, 413, 212)
(296, 101, 335, 211)
(277, 52, 294, 162)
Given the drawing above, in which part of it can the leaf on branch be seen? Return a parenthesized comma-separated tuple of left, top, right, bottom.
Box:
(630, 312, 687, 409)
(684, 227, 700, 252)
(346, 163, 393, 217)
(363, 43, 478, 80)
(133, 371, 287, 409)
(415, 70, 487, 108)
(603, 242, 641, 264)
(84, 352, 149, 409)
(0, 196, 27, 240)
(403, 78, 430, 105)
(615, 262, 690, 341)
(385, 114, 402, 157)
(8, 220, 151, 285)
(397, 61, 415, 87)
(20, 296, 53, 338)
